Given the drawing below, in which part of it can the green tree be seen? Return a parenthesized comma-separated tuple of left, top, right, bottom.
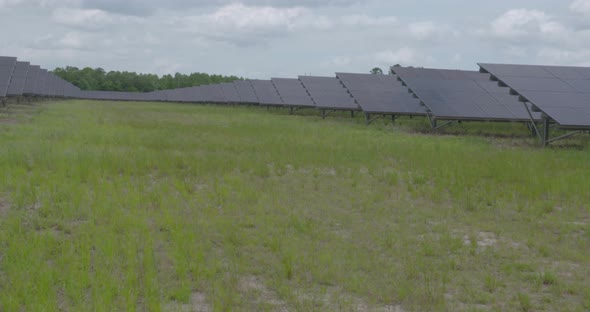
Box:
(370, 67, 384, 75)
(52, 66, 244, 92)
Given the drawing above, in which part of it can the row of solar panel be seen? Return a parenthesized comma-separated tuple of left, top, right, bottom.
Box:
(3, 54, 589, 129)
(75, 71, 539, 123)
(0, 56, 81, 99)
(478, 63, 590, 128)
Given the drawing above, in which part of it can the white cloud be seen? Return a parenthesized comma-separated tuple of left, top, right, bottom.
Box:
(52, 8, 140, 31)
(490, 9, 566, 41)
(504, 46, 528, 58)
(483, 7, 590, 65)
(208, 3, 304, 30)
(320, 56, 352, 68)
(178, 4, 307, 46)
(537, 47, 590, 66)
(2, 0, 590, 79)
(177, 3, 398, 46)
(450, 53, 463, 64)
(0, 0, 77, 8)
(570, 0, 590, 16)
(374, 48, 417, 66)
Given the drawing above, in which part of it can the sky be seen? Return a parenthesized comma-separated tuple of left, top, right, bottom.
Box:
(1, 0, 590, 78)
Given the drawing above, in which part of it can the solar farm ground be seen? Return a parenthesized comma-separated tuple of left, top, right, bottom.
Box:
(0, 100, 589, 311)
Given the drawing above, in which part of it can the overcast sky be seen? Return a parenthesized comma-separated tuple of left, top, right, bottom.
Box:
(1, 0, 589, 78)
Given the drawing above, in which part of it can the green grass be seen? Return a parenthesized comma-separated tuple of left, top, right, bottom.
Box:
(0, 100, 589, 311)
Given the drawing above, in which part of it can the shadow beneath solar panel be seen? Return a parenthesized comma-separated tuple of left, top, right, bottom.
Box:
(0, 101, 44, 124)
(539, 133, 590, 150)
(417, 122, 534, 138)
(197, 103, 590, 149)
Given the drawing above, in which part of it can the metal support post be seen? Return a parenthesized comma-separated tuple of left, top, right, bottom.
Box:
(542, 118, 550, 147)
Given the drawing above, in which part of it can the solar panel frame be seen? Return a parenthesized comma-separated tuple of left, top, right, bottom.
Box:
(45, 73, 56, 97)
(23, 65, 41, 95)
(220, 82, 241, 103)
(199, 84, 226, 103)
(6, 61, 29, 96)
(336, 72, 426, 115)
(0, 56, 17, 98)
(34, 69, 48, 96)
(184, 86, 203, 103)
(299, 76, 359, 111)
(391, 66, 540, 122)
(234, 80, 259, 104)
(479, 63, 590, 128)
(271, 78, 315, 108)
(250, 79, 283, 106)
(167, 88, 186, 102)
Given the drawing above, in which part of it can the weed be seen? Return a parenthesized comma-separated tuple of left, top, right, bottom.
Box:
(0, 100, 588, 311)
(517, 293, 532, 312)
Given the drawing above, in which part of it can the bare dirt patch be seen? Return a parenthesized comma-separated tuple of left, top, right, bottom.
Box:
(164, 292, 211, 312)
(463, 232, 497, 248)
(0, 198, 9, 217)
(297, 286, 405, 311)
(238, 275, 289, 311)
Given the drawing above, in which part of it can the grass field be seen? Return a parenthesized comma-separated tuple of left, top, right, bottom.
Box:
(0, 100, 589, 311)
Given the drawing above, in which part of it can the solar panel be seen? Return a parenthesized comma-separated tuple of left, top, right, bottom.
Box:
(57, 78, 67, 97)
(200, 84, 226, 103)
(250, 79, 283, 106)
(391, 67, 539, 121)
(271, 78, 315, 107)
(6, 61, 29, 96)
(187, 86, 203, 102)
(479, 63, 554, 78)
(479, 63, 590, 128)
(336, 72, 425, 115)
(149, 90, 169, 102)
(82, 90, 149, 101)
(64, 82, 80, 98)
(220, 82, 241, 103)
(0, 56, 17, 97)
(299, 76, 359, 110)
(35, 69, 48, 96)
(176, 86, 194, 102)
(23, 65, 41, 95)
(45, 73, 56, 97)
(167, 88, 185, 102)
(234, 80, 259, 104)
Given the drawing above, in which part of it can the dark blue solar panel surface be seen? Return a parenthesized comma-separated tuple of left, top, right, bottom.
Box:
(185, 86, 203, 102)
(234, 80, 259, 104)
(150, 90, 169, 101)
(250, 79, 283, 106)
(23, 65, 40, 94)
(336, 72, 425, 115)
(0, 56, 17, 97)
(6, 61, 29, 96)
(35, 69, 48, 95)
(46, 73, 56, 96)
(479, 63, 590, 127)
(392, 67, 539, 121)
(271, 78, 315, 107)
(165, 87, 187, 102)
(200, 84, 226, 103)
(299, 76, 359, 110)
(220, 83, 241, 103)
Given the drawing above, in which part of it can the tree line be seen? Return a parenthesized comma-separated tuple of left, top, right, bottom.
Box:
(52, 65, 402, 93)
(52, 67, 243, 93)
